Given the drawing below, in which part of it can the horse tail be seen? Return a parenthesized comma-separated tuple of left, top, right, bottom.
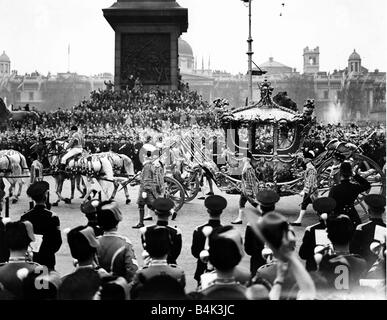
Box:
(120, 154, 134, 176)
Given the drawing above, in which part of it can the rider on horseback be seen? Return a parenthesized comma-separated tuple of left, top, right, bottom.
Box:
(60, 125, 84, 170)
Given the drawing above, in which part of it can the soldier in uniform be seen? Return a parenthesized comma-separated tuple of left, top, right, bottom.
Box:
(318, 215, 368, 293)
(20, 181, 62, 271)
(244, 189, 280, 277)
(199, 226, 247, 300)
(96, 200, 138, 283)
(130, 226, 185, 299)
(350, 194, 386, 269)
(0, 221, 42, 299)
(65, 225, 110, 280)
(140, 198, 182, 265)
(191, 195, 227, 285)
(328, 161, 371, 226)
(299, 197, 337, 271)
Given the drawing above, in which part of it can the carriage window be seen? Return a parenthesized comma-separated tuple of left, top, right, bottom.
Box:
(277, 124, 295, 150)
(255, 124, 274, 154)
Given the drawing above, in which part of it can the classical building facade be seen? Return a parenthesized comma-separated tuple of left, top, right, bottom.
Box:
(180, 42, 386, 123)
(0, 51, 112, 111)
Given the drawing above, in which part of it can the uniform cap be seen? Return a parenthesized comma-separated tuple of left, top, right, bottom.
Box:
(26, 181, 50, 199)
(364, 194, 386, 211)
(256, 189, 280, 207)
(204, 195, 227, 213)
(71, 125, 78, 131)
(313, 197, 337, 214)
(153, 198, 174, 216)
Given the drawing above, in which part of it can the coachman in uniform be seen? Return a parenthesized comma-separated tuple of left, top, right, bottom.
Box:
(299, 197, 336, 271)
(191, 195, 227, 285)
(140, 198, 182, 265)
(21, 181, 62, 271)
(350, 194, 386, 269)
(133, 149, 164, 228)
(328, 162, 371, 226)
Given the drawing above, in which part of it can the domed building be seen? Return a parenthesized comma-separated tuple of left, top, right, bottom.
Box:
(347, 49, 368, 74)
(0, 51, 11, 76)
(178, 38, 194, 73)
(257, 57, 294, 75)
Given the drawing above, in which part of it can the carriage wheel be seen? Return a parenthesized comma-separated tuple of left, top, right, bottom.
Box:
(163, 176, 185, 214)
(317, 153, 385, 209)
(183, 170, 201, 203)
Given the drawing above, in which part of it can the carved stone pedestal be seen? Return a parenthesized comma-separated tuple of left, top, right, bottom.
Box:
(103, 0, 188, 90)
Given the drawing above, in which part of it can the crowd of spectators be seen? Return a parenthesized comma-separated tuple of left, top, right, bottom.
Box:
(0, 188, 385, 301)
(0, 85, 386, 301)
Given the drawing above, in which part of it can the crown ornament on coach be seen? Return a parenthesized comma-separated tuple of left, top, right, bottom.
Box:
(258, 79, 274, 103)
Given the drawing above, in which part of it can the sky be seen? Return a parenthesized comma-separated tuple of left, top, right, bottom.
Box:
(0, 0, 386, 76)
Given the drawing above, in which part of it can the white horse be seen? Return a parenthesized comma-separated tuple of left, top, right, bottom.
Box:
(44, 140, 114, 206)
(95, 151, 135, 204)
(68, 154, 114, 203)
(0, 150, 30, 203)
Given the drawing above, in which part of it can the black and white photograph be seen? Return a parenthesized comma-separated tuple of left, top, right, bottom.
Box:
(0, 0, 386, 311)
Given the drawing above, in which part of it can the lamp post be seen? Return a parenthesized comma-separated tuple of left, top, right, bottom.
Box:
(242, 0, 253, 104)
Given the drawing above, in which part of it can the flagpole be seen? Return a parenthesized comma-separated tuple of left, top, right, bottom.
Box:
(68, 44, 70, 73)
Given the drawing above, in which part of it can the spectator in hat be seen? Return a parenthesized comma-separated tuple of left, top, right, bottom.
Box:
(199, 226, 248, 300)
(291, 150, 318, 226)
(328, 161, 371, 226)
(140, 198, 182, 265)
(0, 221, 42, 299)
(350, 194, 386, 269)
(244, 189, 280, 277)
(299, 197, 337, 271)
(131, 226, 185, 299)
(20, 181, 62, 271)
(191, 195, 227, 286)
(96, 200, 138, 283)
(58, 268, 101, 300)
(318, 215, 367, 293)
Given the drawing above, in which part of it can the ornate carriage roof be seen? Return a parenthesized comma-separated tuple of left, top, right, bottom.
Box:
(220, 80, 311, 126)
